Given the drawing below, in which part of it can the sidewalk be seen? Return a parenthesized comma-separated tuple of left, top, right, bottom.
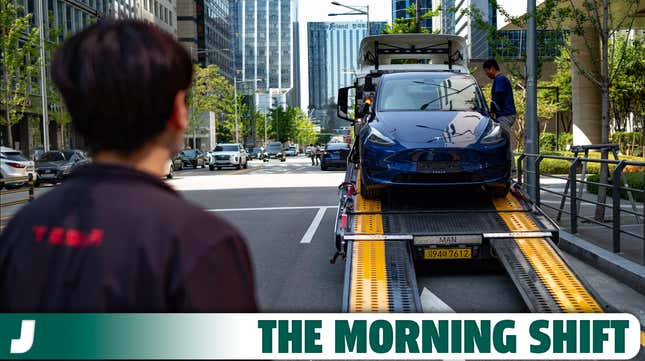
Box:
(538, 175, 644, 266)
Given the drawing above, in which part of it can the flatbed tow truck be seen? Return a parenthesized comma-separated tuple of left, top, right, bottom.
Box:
(329, 34, 612, 316)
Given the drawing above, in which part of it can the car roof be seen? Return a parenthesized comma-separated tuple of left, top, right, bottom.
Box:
(217, 143, 239, 146)
(381, 71, 473, 80)
(0, 146, 20, 153)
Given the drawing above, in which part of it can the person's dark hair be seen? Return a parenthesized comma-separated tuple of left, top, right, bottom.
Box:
(483, 59, 500, 71)
(52, 20, 193, 154)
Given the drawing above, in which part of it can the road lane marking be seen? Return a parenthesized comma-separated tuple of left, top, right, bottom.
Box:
(300, 207, 327, 244)
(207, 205, 337, 212)
(420, 287, 455, 313)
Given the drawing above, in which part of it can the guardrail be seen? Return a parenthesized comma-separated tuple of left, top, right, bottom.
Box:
(517, 152, 644, 264)
(0, 175, 35, 230)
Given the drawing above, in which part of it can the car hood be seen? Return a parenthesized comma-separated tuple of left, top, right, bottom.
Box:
(212, 151, 239, 156)
(36, 161, 68, 169)
(372, 111, 491, 147)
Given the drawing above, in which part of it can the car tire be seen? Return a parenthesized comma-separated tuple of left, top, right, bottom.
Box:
(243, 161, 248, 169)
(321, 165, 328, 171)
(217, 167, 222, 170)
(488, 182, 510, 198)
(360, 175, 381, 200)
(209, 165, 215, 171)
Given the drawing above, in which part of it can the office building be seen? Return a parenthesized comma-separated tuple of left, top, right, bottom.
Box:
(307, 21, 386, 126)
(432, 0, 496, 59)
(177, 0, 233, 79)
(392, 0, 432, 32)
(230, 0, 299, 111)
(139, 0, 177, 35)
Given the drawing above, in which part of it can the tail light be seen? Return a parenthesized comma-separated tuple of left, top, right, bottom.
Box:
(6, 162, 26, 168)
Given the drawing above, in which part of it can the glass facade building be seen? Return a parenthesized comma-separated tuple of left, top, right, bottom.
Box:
(230, 0, 299, 110)
(496, 30, 566, 59)
(392, 0, 432, 32)
(431, 0, 496, 59)
(307, 21, 387, 110)
(177, 0, 232, 79)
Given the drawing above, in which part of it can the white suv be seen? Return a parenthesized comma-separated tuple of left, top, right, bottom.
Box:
(0, 146, 37, 188)
(209, 143, 248, 170)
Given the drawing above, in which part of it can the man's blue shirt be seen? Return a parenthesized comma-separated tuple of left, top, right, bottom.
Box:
(491, 73, 516, 117)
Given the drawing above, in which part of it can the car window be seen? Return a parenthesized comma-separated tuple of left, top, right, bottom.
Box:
(181, 150, 197, 156)
(1, 151, 28, 161)
(378, 75, 486, 112)
(215, 145, 239, 152)
(326, 143, 349, 150)
(39, 152, 65, 161)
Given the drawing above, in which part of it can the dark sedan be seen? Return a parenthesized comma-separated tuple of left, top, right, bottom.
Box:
(35, 149, 90, 185)
(178, 149, 206, 168)
(321, 142, 349, 171)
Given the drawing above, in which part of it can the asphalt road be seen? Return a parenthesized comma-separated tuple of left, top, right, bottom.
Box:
(2, 157, 644, 323)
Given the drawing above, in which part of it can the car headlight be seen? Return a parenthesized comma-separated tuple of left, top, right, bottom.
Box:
(367, 127, 395, 146)
(480, 123, 504, 144)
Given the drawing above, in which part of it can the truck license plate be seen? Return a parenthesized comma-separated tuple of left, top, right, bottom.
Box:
(424, 248, 472, 259)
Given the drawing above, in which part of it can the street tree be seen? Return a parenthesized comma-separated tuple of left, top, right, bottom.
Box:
(382, 4, 439, 34)
(0, 0, 41, 147)
(552, 0, 642, 221)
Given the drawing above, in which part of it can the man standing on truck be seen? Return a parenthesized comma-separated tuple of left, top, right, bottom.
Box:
(0, 20, 257, 312)
(483, 59, 517, 163)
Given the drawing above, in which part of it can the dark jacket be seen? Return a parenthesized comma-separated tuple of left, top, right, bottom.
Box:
(0, 164, 257, 312)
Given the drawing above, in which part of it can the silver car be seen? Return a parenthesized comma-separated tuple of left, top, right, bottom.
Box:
(0, 146, 36, 188)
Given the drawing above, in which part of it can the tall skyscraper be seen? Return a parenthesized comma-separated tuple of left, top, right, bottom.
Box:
(392, 0, 432, 32)
(307, 21, 386, 126)
(230, 0, 299, 111)
(177, 0, 233, 79)
(139, 0, 178, 35)
(432, 0, 496, 59)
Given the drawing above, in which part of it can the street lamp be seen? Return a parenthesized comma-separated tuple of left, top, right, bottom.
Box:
(329, 1, 370, 34)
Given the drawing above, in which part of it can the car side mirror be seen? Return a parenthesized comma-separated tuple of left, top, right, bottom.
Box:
(337, 86, 356, 122)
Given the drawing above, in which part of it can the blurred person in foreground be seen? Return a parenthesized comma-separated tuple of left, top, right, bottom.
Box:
(0, 20, 257, 312)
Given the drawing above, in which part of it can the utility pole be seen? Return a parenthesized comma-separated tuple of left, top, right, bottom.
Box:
(525, 0, 538, 200)
(415, 0, 421, 33)
(36, 0, 50, 151)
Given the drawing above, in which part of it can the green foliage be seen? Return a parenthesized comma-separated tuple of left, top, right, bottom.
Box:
(611, 132, 644, 157)
(559, 132, 573, 150)
(381, 4, 439, 34)
(539, 132, 574, 152)
(586, 172, 644, 202)
(187, 65, 234, 141)
(0, 0, 41, 130)
(266, 105, 317, 145)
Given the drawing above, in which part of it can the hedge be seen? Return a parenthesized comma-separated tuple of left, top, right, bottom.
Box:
(610, 132, 644, 157)
(514, 152, 645, 175)
(538, 132, 573, 152)
(586, 172, 644, 202)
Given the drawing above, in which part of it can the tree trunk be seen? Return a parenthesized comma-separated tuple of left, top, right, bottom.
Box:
(415, 0, 421, 33)
(3, 68, 12, 147)
(594, 0, 610, 222)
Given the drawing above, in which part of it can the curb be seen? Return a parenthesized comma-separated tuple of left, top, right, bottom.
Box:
(558, 230, 645, 295)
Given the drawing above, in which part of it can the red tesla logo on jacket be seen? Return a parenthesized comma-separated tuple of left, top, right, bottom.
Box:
(33, 226, 104, 247)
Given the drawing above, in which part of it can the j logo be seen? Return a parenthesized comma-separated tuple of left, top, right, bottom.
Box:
(10, 320, 35, 354)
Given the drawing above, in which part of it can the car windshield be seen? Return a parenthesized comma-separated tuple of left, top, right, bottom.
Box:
(252, 147, 262, 152)
(181, 150, 198, 156)
(378, 74, 486, 112)
(326, 143, 349, 150)
(38, 152, 65, 162)
(267, 143, 281, 150)
(1, 151, 28, 162)
(214, 145, 239, 152)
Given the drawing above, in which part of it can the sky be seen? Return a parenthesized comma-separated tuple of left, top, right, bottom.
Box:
(297, 0, 539, 111)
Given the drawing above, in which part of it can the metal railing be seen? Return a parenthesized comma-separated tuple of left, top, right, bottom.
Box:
(516, 152, 644, 264)
(0, 175, 35, 230)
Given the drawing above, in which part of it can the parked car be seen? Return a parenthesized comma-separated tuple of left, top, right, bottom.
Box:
(342, 72, 511, 199)
(164, 159, 174, 179)
(0, 146, 36, 189)
(264, 142, 285, 161)
(209, 143, 248, 170)
(285, 145, 298, 157)
(35, 149, 90, 185)
(178, 149, 206, 168)
(321, 142, 350, 171)
(249, 147, 264, 160)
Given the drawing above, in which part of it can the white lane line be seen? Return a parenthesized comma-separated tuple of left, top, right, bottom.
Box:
(208, 205, 337, 212)
(300, 207, 328, 244)
(420, 287, 455, 313)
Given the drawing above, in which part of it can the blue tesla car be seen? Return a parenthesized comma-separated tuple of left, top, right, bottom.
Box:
(357, 72, 512, 198)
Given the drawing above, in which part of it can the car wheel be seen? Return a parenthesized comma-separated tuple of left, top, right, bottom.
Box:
(217, 167, 222, 170)
(321, 165, 328, 171)
(209, 165, 215, 171)
(243, 160, 248, 169)
(360, 175, 381, 200)
(488, 182, 510, 198)
(236, 162, 241, 170)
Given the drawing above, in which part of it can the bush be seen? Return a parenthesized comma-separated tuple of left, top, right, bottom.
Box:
(610, 132, 643, 156)
(558, 133, 573, 151)
(539, 132, 557, 152)
(516, 151, 645, 175)
(586, 172, 644, 202)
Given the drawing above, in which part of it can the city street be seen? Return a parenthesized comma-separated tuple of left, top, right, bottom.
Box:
(166, 157, 644, 319)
